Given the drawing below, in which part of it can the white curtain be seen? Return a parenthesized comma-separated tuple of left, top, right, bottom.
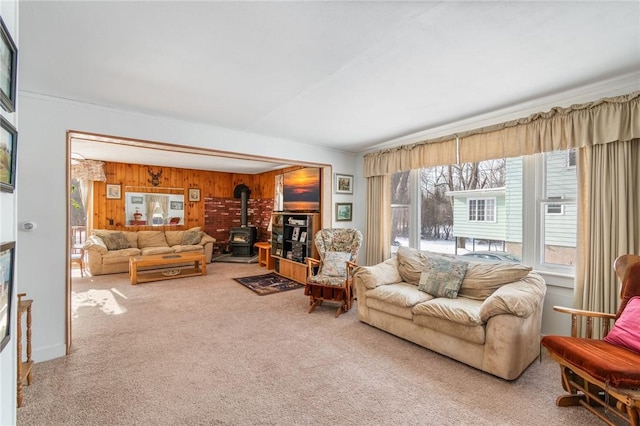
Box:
(71, 160, 105, 234)
(145, 195, 169, 224)
(78, 179, 93, 233)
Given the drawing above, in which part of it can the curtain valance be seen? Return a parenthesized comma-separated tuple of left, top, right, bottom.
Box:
(71, 159, 106, 181)
(364, 91, 640, 177)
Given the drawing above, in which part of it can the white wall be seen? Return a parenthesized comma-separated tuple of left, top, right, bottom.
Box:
(0, 2, 18, 424)
(16, 93, 362, 367)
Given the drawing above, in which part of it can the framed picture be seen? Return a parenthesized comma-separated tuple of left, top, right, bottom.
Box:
(0, 16, 17, 113)
(275, 248, 282, 256)
(0, 116, 17, 193)
(170, 201, 183, 210)
(334, 173, 353, 194)
(130, 196, 143, 204)
(188, 188, 201, 202)
(299, 231, 307, 243)
(291, 227, 300, 241)
(0, 241, 16, 353)
(106, 183, 121, 199)
(335, 202, 353, 222)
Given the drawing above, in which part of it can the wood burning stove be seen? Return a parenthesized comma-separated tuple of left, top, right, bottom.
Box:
(229, 184, 257, 257)
(229, 226, 257, 256)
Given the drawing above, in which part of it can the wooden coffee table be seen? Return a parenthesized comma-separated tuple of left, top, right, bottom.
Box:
(129, 252, 206, 285)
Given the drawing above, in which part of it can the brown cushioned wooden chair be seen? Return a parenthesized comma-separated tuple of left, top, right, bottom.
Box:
(305, 228, 363, 318)
(541, 254, 640, 426)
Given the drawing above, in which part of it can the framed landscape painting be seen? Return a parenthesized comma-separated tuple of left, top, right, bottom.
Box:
(335, 202, 353, 222)
(0, 116, 17, 193)
(0, 15, 17, 113)
(0, 241, 15, 353)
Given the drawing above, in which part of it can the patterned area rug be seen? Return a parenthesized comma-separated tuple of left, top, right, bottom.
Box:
(233, 272, 304, 295)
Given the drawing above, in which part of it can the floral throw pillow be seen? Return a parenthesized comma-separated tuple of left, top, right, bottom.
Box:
(418, 257, 468, 298)
(604, 296, 640, 354)
(321, 251, 352, 277)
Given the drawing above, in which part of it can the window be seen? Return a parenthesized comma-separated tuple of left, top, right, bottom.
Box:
(567, 148, 577, 167)
(390, 171, 412, 252)
(546, 196, 564, 215)
(390, 149, 577, 275)
(541, 151, 577, 267)
(468, 198, 496, 222)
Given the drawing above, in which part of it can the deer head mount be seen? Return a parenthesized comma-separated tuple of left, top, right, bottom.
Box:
(147, 168, 163, 187)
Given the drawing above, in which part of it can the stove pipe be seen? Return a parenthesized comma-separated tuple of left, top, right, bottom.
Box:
(233, 184, 251, 227)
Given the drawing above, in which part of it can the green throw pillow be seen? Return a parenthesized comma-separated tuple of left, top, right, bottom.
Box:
(418, 256, 468, 298)
(181, 230, 202, 245)
(100, 232, 130, 251)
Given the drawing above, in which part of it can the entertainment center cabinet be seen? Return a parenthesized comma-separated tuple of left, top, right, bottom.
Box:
(271, 212, 321, 283)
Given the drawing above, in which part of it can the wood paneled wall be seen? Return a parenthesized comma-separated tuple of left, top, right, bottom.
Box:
(93, 162, 293, 230)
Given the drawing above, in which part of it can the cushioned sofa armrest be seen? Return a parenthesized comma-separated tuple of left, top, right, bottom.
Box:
(200, 233, 216, 245)
(353, 257, 402, 289)
(479, 272, 546, 322)
(83, 235, 108, 254)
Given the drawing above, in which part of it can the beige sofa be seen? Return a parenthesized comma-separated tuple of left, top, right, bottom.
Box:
(83, 228, 216, 276)
(353, 247, 546, 380)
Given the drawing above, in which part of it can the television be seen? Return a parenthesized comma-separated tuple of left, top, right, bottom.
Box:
(282, 167, 321, 212)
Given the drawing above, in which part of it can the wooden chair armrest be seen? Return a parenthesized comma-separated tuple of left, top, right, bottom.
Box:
(553, 306, 617, 320)
(307, 258, 320, 267)
(345, 260, 358, 278)
(307, 257, 321, 277)
(553, 305, 617, 338)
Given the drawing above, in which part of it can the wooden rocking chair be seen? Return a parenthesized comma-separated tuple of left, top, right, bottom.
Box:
(305, 228, 363, 318)
(541, 254, 640, 426)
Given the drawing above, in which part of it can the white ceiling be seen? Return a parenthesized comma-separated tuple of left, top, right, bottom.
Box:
(19, 1, 640, 172)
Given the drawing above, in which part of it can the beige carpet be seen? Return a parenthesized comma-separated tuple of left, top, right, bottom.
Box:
(18, 263, 607, 425)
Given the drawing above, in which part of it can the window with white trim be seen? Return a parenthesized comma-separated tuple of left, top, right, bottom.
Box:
(546, 196, 564, 215)
(390, 149, 577, 276)
(468, 198, 496, 222)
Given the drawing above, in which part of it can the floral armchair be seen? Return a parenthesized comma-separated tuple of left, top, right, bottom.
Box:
(305, 228, 363, 317)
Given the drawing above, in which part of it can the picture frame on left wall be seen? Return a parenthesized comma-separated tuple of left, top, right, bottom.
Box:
(0, 241, 16, 353)
(0, 15, 17, 113)
(0, 116, 17, 193)
(106, 184, 121, 199)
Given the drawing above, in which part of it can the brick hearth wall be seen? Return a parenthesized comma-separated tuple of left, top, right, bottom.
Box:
(204, 197, 274, 254)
